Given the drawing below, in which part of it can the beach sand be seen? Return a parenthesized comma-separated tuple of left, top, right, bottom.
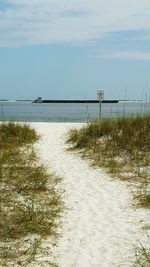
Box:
(32, 122, 150, 267)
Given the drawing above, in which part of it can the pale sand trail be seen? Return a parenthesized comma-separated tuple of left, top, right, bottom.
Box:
(32, 123, 150, 267)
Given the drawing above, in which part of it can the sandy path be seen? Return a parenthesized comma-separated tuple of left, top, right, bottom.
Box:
(32, 123, 150, 267)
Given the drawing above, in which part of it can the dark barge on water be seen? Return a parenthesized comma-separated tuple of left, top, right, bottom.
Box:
(33, 97, 119, 104)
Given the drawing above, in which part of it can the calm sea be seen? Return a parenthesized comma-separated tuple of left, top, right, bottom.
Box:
(0, 101, 150, 122)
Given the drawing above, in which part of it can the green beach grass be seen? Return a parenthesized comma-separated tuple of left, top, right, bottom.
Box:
(0, 122, 64, 266)
(67, 115, 150, 207)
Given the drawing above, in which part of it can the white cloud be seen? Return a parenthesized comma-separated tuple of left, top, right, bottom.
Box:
(0, 0, 150, 47)
(100, 51, 150, 60)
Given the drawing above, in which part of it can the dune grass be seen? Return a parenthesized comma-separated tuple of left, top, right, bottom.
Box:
(67, 115, 150, 266)
(0, 122, 64, 266)
(134, 244, 150, 267)
(0, 122, 39, 146)
(67, 115, 150, 208)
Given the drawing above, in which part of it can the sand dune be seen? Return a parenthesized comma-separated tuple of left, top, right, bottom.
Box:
(32, 122, 150, 267)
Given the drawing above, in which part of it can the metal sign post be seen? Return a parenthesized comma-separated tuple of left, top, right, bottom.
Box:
(97, 90, 104, 120)
(1, 104, 4, 121)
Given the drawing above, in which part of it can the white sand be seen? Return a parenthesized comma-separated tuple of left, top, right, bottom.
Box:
(32, 122, 150, 267)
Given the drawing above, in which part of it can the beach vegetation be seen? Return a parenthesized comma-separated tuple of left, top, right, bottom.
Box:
(0, 122, 39, 146)
(67, 115, 150, 208)
(0, 122, 64, 266)
(134, 243, 150, 266)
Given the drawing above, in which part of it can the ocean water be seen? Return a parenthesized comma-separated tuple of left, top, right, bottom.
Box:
(0, 101, 150, 122)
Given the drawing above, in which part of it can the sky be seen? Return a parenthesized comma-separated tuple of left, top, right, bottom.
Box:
(0, 0, 150, 100)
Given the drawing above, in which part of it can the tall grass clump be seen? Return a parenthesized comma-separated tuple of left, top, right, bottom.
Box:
(67, 115, 150, 207)
(134, 244, 150, 267)
(0, 122, 39, 146)
(0, 122, 64, 266)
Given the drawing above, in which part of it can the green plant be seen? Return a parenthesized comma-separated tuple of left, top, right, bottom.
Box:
(0, 122, 64, 266)
(67, 115, 150, 207)
(134, 243, 150, 266)
(0, 122, 39, 146)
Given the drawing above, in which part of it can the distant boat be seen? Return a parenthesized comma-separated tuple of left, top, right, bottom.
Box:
(33, 96, 119, 104)
(33, 96, 43, 103)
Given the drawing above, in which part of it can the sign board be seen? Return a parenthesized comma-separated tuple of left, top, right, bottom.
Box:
(97, 90, 104, 101)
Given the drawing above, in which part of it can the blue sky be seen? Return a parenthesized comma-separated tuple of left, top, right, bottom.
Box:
(0, 0, 150, 100)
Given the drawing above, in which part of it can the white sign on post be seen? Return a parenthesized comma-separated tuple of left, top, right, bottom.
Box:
(97, 90, 104, 120)
(97, 90, 104, 101)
